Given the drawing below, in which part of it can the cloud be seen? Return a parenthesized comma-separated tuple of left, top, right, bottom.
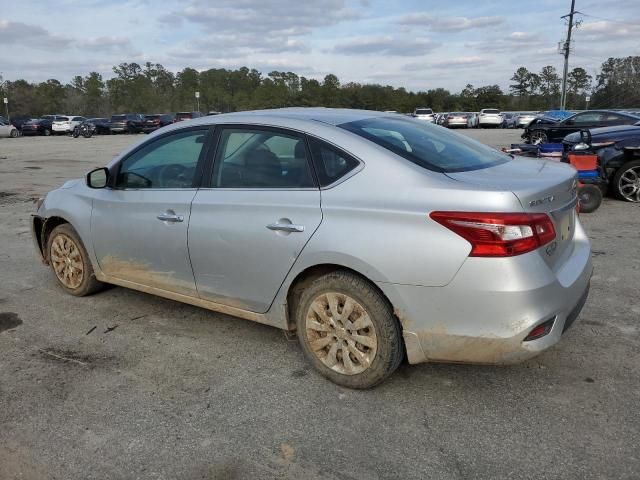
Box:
(577, 20, 640, 42)
(399, 13, 504, 32)
(430, 56, 489, 68)
(78, 36, 133, 51)
(330, 35, 437, 56)
(0, 20, 71, 49)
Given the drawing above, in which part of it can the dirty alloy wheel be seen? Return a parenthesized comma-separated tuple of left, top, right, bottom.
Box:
(530, 130, 548, 144)
(612, 160, 640, 203)
(295, 271, 403, 389)
(47, 224, 104, 296)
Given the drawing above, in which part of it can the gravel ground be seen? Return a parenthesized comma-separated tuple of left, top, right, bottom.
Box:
(0, 129, 639, 480)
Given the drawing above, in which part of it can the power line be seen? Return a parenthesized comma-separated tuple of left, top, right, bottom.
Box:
(580, 13, 640, 27)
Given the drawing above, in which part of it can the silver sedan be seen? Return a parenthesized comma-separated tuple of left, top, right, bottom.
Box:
(31, 108, 592, 388)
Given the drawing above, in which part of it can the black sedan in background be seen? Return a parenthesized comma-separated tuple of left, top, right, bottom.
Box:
(141, 113, 175, 133)
(85, 118, 111, 134)
(109, 113, 145, 133)
(563, 122, 640, 202)
(21, 118, 53, 136)
(523, 110, 640, 144)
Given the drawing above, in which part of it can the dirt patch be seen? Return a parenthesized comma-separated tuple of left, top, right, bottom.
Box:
(24, 166, 42, 170)
(0, 191, 39, 205)
(0, 312, 22, 333)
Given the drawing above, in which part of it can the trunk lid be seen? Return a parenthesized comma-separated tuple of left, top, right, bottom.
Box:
(445, 158, 578, 270)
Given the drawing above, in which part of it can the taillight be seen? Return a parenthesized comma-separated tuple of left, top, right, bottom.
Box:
(429, 212, 556, 257)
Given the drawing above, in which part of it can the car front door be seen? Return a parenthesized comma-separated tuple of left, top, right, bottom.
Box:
(188, 126, 322, 313)
(91, 127, 212, 296)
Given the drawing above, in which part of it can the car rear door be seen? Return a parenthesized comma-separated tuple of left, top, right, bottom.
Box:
(91, 127, 212, 296)
(188, 125, 322, 313)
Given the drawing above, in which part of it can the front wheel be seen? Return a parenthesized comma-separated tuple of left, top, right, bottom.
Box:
(43, 128, 51, 136)
(10, 129, 18, 138)
(530, 130, 548, 144)
(612, 160, 640, 203)
(295, 271, 404, 389)
(47, 224, 104, 296)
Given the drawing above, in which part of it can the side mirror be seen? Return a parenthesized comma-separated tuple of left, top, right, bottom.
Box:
(86, 167, 109, 189)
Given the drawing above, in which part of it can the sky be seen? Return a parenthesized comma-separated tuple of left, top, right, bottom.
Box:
(1, 0, 639, 93)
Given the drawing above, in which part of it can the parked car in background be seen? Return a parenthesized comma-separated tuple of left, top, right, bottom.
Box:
(84, 118, 111, 135)
(32, 108, 591, 389)
(0, 118, 19, 138)
(412, 108, 435, 123)
(207, 111, 222, 116)
(563, 121, 640, 202)
(500, 112, 518, 129)
(9, 116, 32, 131)
(478, 109, 502, 128)
(142, 113, 175, 133)
(523, 110, 640, 144)
(516, 112, 537, 128)
(52, 116, 86, 135)
(174, 111, 203, 122)
(109, 114, 145, 134)
(444, 112, 470, 128)
(21, 118, 53, 136)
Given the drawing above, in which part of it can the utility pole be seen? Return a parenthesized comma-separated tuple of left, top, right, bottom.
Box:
(0, 72, 9, 121)
(560, 0, 579, 110)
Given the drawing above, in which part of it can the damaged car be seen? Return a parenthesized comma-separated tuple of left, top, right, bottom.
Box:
(31, 108, 592, 388)
(523, 110, 640, 144)
(563, 122, 640, 202)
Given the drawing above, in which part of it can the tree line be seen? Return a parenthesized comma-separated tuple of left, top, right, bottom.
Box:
(1, 56, 638, 118)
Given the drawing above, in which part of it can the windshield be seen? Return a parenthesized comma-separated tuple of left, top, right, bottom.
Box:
(145, 115, 161, 120)
(339, 116, 510, 172)
(415, 109, 433, 115)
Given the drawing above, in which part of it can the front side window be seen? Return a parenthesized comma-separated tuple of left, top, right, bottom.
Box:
(116, 129, 207, 189)
(213, 128, 315, 188)
(340, 116, 509, 172)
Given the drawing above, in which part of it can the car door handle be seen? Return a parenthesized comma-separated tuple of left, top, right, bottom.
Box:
(157, 212, 184, 223)
(266, 223, 305, 233)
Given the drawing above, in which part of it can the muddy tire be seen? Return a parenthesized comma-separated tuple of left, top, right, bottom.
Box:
(47, 223, 104, 296)
(612, 160, 640, 203)
(295, 271, 403, 389)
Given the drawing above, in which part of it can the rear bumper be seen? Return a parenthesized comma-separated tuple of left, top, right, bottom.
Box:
(52, 125, 71, 132)
(381, 221, 593, 365)
(479, 118, 502, 126)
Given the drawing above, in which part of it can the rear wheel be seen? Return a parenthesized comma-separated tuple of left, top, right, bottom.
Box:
(295, 271, 403, 389)
(43, 128, 51, 136)
(612, 160, 640, 203)
(10, 129, 18, 138)
(530, 130, 548, 144)
(47, 224, 104, 296)
(577, 184, 603, 213)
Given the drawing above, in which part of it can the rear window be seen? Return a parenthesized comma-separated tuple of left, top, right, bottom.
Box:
(176, 112, 192, 120)
(145, 115, 160, 120)
(415, 109, 433, 115)
(57, 117, 69, 121)
(339, 116, 510, 173)
(111, 115, 126, 121)
(482, 109, 500, 114)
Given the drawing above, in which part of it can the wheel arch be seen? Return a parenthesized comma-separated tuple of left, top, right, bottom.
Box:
(40, 215, 72, 263)
(285, 263, 402, 334)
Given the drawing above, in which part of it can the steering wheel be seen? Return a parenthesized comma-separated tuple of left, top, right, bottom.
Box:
(158, 164, 190, 188)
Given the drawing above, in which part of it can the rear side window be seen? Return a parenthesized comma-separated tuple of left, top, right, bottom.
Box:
(213, 128, 315, 188)
(308, 137, 360, 187)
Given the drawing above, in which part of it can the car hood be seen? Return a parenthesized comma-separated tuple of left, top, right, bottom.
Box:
(445, 158, 576, 212)
(564, 125, 640, 143)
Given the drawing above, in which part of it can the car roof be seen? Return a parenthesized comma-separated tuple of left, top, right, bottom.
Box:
(189, 107, 390, 127)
